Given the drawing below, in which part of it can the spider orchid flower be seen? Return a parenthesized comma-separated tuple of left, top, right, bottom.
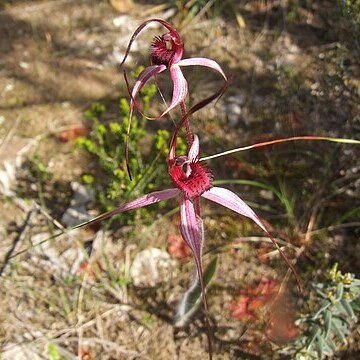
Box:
(79, 135, 299, 291)
(121, 19, 227, 121)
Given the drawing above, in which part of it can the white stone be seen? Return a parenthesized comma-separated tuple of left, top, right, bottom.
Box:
(19, 62, 29, 69)
(130, 248, 177, 287)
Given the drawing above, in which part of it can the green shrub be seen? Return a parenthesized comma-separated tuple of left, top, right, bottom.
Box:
(282, 263, 360, 359)
(77, 70, 186, 224)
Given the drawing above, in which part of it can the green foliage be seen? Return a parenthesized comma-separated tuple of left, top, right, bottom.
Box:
(176, 0, 246, 28)
(29, 154, 52, 182)
(47, 344, 67, 360)
(76, 70, 186, 224)
(286, 0, 301, 23)
(84, 102, 106, 121)
(282, 264, 360, 359)
(339, 0, 360, 28)
(141, 312, 153, 328)
(0, 0, 10, 9)
(180, 0, 210, 20)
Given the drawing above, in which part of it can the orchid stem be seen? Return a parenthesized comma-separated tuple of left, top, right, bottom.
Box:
(180, 101, 193, 146)
(196, 260, 213, 360)
(194, 197, 201, 217)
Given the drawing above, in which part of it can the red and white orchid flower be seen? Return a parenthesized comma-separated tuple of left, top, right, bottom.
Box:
(81, 135, 298, 291)
(121, 19, 227, 121)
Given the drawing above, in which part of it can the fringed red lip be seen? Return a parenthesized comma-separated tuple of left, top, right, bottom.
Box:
(169, 160, 213, 200)
(151, 33, 183, 66)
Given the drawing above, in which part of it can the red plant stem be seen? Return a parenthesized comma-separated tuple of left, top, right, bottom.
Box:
(195, 258, 213, 360)
(179, 102, 202, 215)
(202, 287, 213, 360)
(194, 198, 201, 217)
(178, 102, 202, 217)
(180, 101, 193, 146)
(168, 79, 229, 163)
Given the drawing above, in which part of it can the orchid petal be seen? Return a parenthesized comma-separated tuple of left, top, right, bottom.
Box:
(179, 196, 213, 355)
(158, 64, 188, 117)
(130, 65, 166, 112)
(178, 57, 227, 81)
(188, 134, 200, 161)
(202, 187, 266, 231)
(180, 196, 203, 268)
(74, 188, 179, 229)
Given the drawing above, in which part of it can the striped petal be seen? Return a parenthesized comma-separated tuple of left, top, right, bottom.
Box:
(180, 196, 204, 269)
(202, 187, 266, 231)
(158, 64, 188, 118)
(178, 57, 227, 81)
(188, 134, 200, 161)
(130, 64, 166, 115)
(179, 195, 212, 354)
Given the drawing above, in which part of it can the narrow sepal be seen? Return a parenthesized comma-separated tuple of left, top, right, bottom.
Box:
(179, 195, 213, 358)
(124, 65, 166, 178)
(162, 65, 188, 116)
(178, 57, 227, 81)
(180, 196, 203, 261)
(188, 134, 200, 161)
(73, 188, 179, 229)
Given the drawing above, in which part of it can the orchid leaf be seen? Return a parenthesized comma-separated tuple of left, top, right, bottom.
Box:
(175, 256, 218, 327)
